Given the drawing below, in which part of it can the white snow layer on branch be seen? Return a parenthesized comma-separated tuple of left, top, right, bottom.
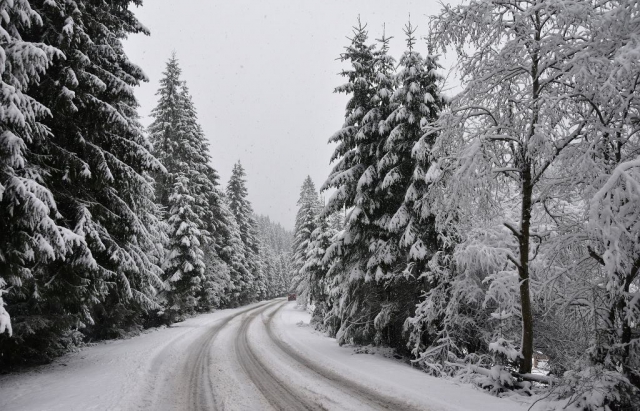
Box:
(0, 287, 11, 337)
(589, 156, 640, 279)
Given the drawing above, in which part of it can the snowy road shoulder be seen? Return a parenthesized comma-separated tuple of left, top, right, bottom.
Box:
(270, 302, 540, 411)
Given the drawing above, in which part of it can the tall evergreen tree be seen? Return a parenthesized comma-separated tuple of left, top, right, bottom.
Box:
(163, 174, 206, 318)
(1, 0, 167, 363)
(0, 0, 72, 348)
(148, 54, 183, 206)
(384, 22, 444, 274)
(290, 176, 322, 303)
(226, 161, 259, 303)
(301, 211, 341, 327)
(321, 20, 402, 346)
(148, 56, 222, 317)
(35, 0, 167, 339)
(221, 195, 250, 306)
(364, 23, 446, 349)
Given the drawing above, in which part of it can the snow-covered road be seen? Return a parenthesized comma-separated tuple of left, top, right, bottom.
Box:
(0, 299, 539, 410)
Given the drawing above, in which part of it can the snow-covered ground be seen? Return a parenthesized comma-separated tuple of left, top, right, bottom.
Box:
(0, 299, 542, 410)
(267, 302, 539, 411)
(0, 301, 273, 411)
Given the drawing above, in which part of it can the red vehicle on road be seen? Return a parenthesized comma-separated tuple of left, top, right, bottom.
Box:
(287, 293, 297, 301)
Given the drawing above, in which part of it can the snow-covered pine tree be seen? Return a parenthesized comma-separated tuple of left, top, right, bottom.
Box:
(149, 57, 224, 317)
(385, 22, 444, 275)
(0, 0, 69, 348)
(2, 0, 167, 364)
(290, 176, 322, 304)
(217, 195, 249, 306)
(321, 20, 402, 346)
(177, 86, 226, 312)
(38, 0, 167, 338)
(300, 211, 341, 327)
(226, 161, 260, 303)
(163, 174, 206, 320)
(353, 22, 447, 352)
(148, 54, 183, 206)
(199, 166, 231, 309)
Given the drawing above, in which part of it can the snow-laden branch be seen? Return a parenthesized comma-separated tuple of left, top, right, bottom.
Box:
(0, 287, 12, 337)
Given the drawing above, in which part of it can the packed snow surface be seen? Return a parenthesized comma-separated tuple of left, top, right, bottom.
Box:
(0, 299, 541, 410)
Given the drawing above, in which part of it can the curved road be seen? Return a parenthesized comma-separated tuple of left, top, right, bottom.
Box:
(135, 299, 423, 410)
(0, 299, 523, 411)
(164, 299, 419, 410)
(235, 304, 325, 411)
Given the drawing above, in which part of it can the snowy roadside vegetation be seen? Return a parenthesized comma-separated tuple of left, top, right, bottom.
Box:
(0, 0, 291, 370)
(290, 3, 640, 410)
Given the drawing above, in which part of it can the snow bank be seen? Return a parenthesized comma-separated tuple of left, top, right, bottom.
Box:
(271, 302, 541, 411)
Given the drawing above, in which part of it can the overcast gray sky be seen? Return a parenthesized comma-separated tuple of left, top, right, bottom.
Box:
(124, 0, 455, 230)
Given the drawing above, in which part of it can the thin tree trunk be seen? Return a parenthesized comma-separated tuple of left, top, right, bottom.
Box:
(518, 163, 534, 374)
(517, 15, 541, 375)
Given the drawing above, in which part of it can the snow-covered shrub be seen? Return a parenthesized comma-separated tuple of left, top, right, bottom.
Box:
(546, 365, 638, 411)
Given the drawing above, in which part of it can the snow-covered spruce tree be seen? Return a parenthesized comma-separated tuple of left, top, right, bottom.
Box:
(406, 1, 639, 404)
(300, 211, 342, 328)
(38, 0, 167, 338)
(320, 20, 379, 344)
(226, 161, 260, 303)
(148, 54, 182, 206)
(2, 0, 167, 364)
(163, 174, 206, 320)
(216, 195, 249, 306)
(351, 22, 447, 350)
(199, 167, 231, 309)
(322, 20, 416, 347)
(385, 23, 445, 274)
(149, 57, 224, 318)
(177, 86, 227, 313)
(290, 176, 322, 304)
(0, 0, 68, 348)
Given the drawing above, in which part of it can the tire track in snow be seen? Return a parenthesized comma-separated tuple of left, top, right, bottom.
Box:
(236, 304, 326, 411)
(185, 300, 279, 411)
(264, 302, 420, 411)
